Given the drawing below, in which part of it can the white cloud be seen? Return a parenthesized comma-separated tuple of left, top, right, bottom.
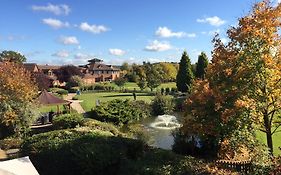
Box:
(197, 16, 226, 26)
(74, 53, 92, 60)
(42, 18, 69, 29)
(80, 22, 109, 34)
(109, 49, 126, 56)
(155, 27, 191, 38)
(52, 50, 69, 58)
(31, 3, 71, 15)
(145, 40, 172, 52)
(59, 36, 79, 45)
(186, 33, 196, 38)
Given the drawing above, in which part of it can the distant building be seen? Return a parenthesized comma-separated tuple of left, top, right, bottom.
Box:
(80, 59, 120, 84)
(22, 63, 40, 73)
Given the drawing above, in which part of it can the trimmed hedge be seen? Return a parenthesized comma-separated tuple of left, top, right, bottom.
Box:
(91, 99, 150, 125)
(21, 129, 144, 175)
(53, 113, 84, 129)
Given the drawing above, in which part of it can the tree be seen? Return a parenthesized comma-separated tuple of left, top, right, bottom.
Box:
(0, 62, 38, 138)
(195, 52, 208, 79)
(176, 51, 194, 92)
(0, 50, 26, 63)
(34, 72, 52, 90)
(137, 78, 147, 91)
(182, 0, 281, 156)
(54, 65, 83, 83)
(114, 77, 127, 90)
(120, 62, 130, 71)
(143, 62, 161, 91)
(158, 62, 178, 82)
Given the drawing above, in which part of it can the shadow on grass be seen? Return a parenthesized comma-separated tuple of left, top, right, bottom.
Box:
(103, 93, 155, 98)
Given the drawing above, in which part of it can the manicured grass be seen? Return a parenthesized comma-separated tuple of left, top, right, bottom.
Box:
(77, 92, 154, 112)
(256, 130, 281, 156)
(110, 82, 176, 91)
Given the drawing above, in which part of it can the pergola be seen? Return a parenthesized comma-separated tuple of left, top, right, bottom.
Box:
(38, 89, 71, 113)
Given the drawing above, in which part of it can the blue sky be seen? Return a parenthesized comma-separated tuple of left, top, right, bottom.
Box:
(0, 0, 275, 65)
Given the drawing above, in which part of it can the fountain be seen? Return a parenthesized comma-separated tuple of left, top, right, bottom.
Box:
(150, 114, 181, 130)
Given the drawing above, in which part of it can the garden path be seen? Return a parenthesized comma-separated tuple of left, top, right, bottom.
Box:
(64, 93, 85, 114)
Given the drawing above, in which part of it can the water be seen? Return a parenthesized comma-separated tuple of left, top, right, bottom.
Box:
(140, 114, 182, 150)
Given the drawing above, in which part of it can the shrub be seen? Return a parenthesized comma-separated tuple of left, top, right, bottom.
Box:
(91, 99, 149, 125)
(21, 129, 144, 175)
(82, 118, 121, 136)
(52, 113, 84, 129)
(151, 94, 174, 116)
(0, 137, 22, 150)
(69, 87, 80, 93)
(48, 87, 65, 93)
(56, 89, 68, 95)
(72, 96, 79, 100)
(165, 87, 170, 95)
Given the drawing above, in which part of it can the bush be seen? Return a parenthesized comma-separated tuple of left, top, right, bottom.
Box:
(82, 118, 121, 136)
(72, 96, 79, 100)
(53, 113, 84, 129)
(91, 99, 149, 125)
(151, 94, 174, 116)
(48, 87, 65, 93)
(56, 89, 68, 95)
(165, 87, 170, 95)
(21, 129, 144, 175)
(0, 137, 22, 150)
(69, 87, 80, 93)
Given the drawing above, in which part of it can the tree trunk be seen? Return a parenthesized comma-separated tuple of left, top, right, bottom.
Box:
(264, 114, 273, 155)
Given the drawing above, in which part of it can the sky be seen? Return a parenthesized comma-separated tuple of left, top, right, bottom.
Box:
(0, 0, 278, 65)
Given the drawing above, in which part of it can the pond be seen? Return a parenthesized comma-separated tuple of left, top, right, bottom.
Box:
(139, 113, 183, 150)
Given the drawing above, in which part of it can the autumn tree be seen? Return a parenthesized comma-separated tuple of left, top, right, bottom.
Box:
(34, 72, 52, 90)
(176, 51, 194, 92)
(180, 1, 281, 158)
(54, 65, 83, 83)
(195, 52, 208, 79)
(0, 62, 38, 138)
(158, 62, 178, 82)
(0, 50, 26, 63)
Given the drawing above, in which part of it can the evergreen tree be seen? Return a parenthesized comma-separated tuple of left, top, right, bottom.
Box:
(195, 52, 208, 79)
(176, 51, 194, 92)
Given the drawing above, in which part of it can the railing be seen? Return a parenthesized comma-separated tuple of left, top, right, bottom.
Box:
(216, 159, 252, 173)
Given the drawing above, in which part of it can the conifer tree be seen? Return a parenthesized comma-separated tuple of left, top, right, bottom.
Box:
(195, 52, 208, 79)
(176, 51, 194, 92)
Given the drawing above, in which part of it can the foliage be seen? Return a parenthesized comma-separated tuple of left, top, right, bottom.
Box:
(67, 75, 84, 89)
(136, 78, 147, 91)
(21, 128, 144, 175)
(0, 62, 38, 138)
(54, 65, 83, 83)
(56, 89, 68, 95)
(195, 52, 208, 79)
(33, 72, 52, 90)
(181, 0, 281, 159)
(176, 51, 194, 92)
(92, 99, 149, 125)
(114, 77, 127, 89)
(0, 50, 26, 63)
(144, 62, 162, 91)
(0, 137, 22, 150)
(158, 62, 179, 82)
(53, 113, 84, 129)
(82, 118, 121, 136)
(151, 94, 174, 116)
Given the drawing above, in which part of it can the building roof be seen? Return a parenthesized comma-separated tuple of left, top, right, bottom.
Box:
(38, 65, 61, 70)
(23, 63, 39, 72)
(38, 90, 69, 105)
(88, 63, 120, 71)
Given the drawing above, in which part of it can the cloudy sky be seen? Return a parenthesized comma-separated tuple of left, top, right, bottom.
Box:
(0, 0, 276, 65)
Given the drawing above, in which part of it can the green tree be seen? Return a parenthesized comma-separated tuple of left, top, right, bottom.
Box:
(144, 62, 161, 91)
(176, 51, 194, 92)
(195, 52, 208, 79)
(0, 50, 26, 63)
(54, 65, 83, 83)
(114, 77, 127, 90)
(137, 78, 147, 91)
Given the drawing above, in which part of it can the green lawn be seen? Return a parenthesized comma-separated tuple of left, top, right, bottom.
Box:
(109, 82, 176, 91)
(77, 92, 154, 112)
(256, 130, 281, 156)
